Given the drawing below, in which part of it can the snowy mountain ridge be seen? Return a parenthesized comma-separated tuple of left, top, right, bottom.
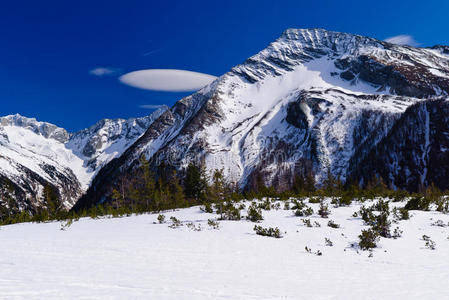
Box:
(0, 106, 168, 210)
(77, 28, 449, 209)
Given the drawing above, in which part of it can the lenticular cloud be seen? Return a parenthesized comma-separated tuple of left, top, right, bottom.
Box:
(384, 35, 418, 47)
(119, 69, 217, 92)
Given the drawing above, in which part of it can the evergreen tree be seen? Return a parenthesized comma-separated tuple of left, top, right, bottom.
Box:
(184, 163, 207, 201)
(43, 184, 61, 217)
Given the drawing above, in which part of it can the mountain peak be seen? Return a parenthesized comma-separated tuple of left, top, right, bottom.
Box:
(0, 113, 69, 143)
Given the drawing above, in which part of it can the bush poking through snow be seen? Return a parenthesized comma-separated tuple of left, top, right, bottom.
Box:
(169, 216, 182, 228)
(359, 201, 391, 238)
(405, 197, 431, 211)
(372, 211, 391, 238)
(253, 225, 282, 238)
(291, 199, 306, 210)
(294, 206, 313, 217)
(436, 197, 449, 213)
(332, 194, 352, 207)
(246, 203, 263, 222)
(422, 235, 436, 250)
(305, 246, 323, 256)
(359, 229, 379, 250)
(392, 207, 410, 220)
(207, 219, 220, 229)
(218, 202, 241, 221)
(60, 218, 74, 231)
(302, 218, 312, 227)
(392, 227, 403, 239)
(258, 199, 271, 211)
(200, 203, 213, 213)
(157, 214, 166, 224)
(309, 197, 321, 204)
(327, 220, 340, 229)
(186, 222, 202, 231)
(430, 219, 448, 227)
(271, 202, 281, 210)
(318, 200, 330, 218)
(325, 237, 333, 246)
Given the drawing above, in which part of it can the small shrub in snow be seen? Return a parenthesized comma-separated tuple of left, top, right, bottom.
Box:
(392, 227, 403, 239)
(372, 199, 390, 212)
(291, 200, 306, 210)
(200, 203, 213, 213)
(422, 235, 436, 250)
(207, 219, 220, 229)
(186, 222, 202, 231)
(283, 201, 290, 210)
(313, 221, 321, 227)
(392, 207, 410, 220)
(309, 197, 321, 204)
(258, 199, 271, 211)
(60, 218, 74, 231)
(157, 214, 166, 224)
(246, 204, 263, 222)
(271, 202, 281, 210)
(169, 216, 182, 228)
(253, 225, 282, 238)
(305, 246, 322, 255)
(359, 206, 375, 224)
(294, 206, 313, 217)
(325, 237, 333, 246)
(302, 218, 312, 227)
(352, 211, 358, 218)
(238, 203, 246, 210)
(327, 220, 340, 229)
(332, 194, 352, 207)
(318, 200, 330, 218)
(358, 229, 379, 250)
(430, 219, 447, 227)
(218, 202, 241, 221)
(436, 197, 449, 213)
(372, 211, 391, 238)
(405, 197, 431, 211)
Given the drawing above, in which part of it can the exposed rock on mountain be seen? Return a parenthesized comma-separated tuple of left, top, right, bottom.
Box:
(75, 28, 449, 209)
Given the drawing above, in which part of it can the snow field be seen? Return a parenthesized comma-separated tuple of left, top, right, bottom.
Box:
(1, 198, 449, 299)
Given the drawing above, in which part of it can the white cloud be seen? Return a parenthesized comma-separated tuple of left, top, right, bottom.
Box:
(384, 35, 419, 47)
(89, 67, 120, 76)
(139, 104, 167, 109)
(119, 69, 217, 92)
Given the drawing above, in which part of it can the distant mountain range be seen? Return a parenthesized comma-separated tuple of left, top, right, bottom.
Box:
(1, 28, 449, 212)
(0, 107, 167, 211)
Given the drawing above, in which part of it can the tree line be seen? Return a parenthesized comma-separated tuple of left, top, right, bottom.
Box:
(0, 156, 447, 226)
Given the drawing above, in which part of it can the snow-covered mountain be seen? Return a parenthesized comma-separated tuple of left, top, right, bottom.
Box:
(0, 107, 167, 211)
(76, 28, 449, 208)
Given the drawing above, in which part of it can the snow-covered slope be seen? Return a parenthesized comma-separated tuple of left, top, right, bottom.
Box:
(1, 198, 449, 299)
(79, 29, 449, 208)
(0, 108, 167, 210)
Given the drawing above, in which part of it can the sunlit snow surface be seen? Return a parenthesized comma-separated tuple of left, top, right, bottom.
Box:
(1, 199, 449, 299)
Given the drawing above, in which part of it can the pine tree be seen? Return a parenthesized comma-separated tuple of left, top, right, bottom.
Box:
(211, 169, 226, 218)
(43, 184, 61, 217)
(184, 163, 207, 201)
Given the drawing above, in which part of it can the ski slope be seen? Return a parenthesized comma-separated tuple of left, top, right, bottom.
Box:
(1, 199, 449, 299)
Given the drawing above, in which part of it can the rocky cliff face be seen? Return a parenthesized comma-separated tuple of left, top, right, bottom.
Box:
(0, 108, 167, 212)
(75, 28, 449, 209)
(349, 99, 449, 192)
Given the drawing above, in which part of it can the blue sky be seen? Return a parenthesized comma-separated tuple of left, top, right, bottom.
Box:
(1, 0, 448, 131)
